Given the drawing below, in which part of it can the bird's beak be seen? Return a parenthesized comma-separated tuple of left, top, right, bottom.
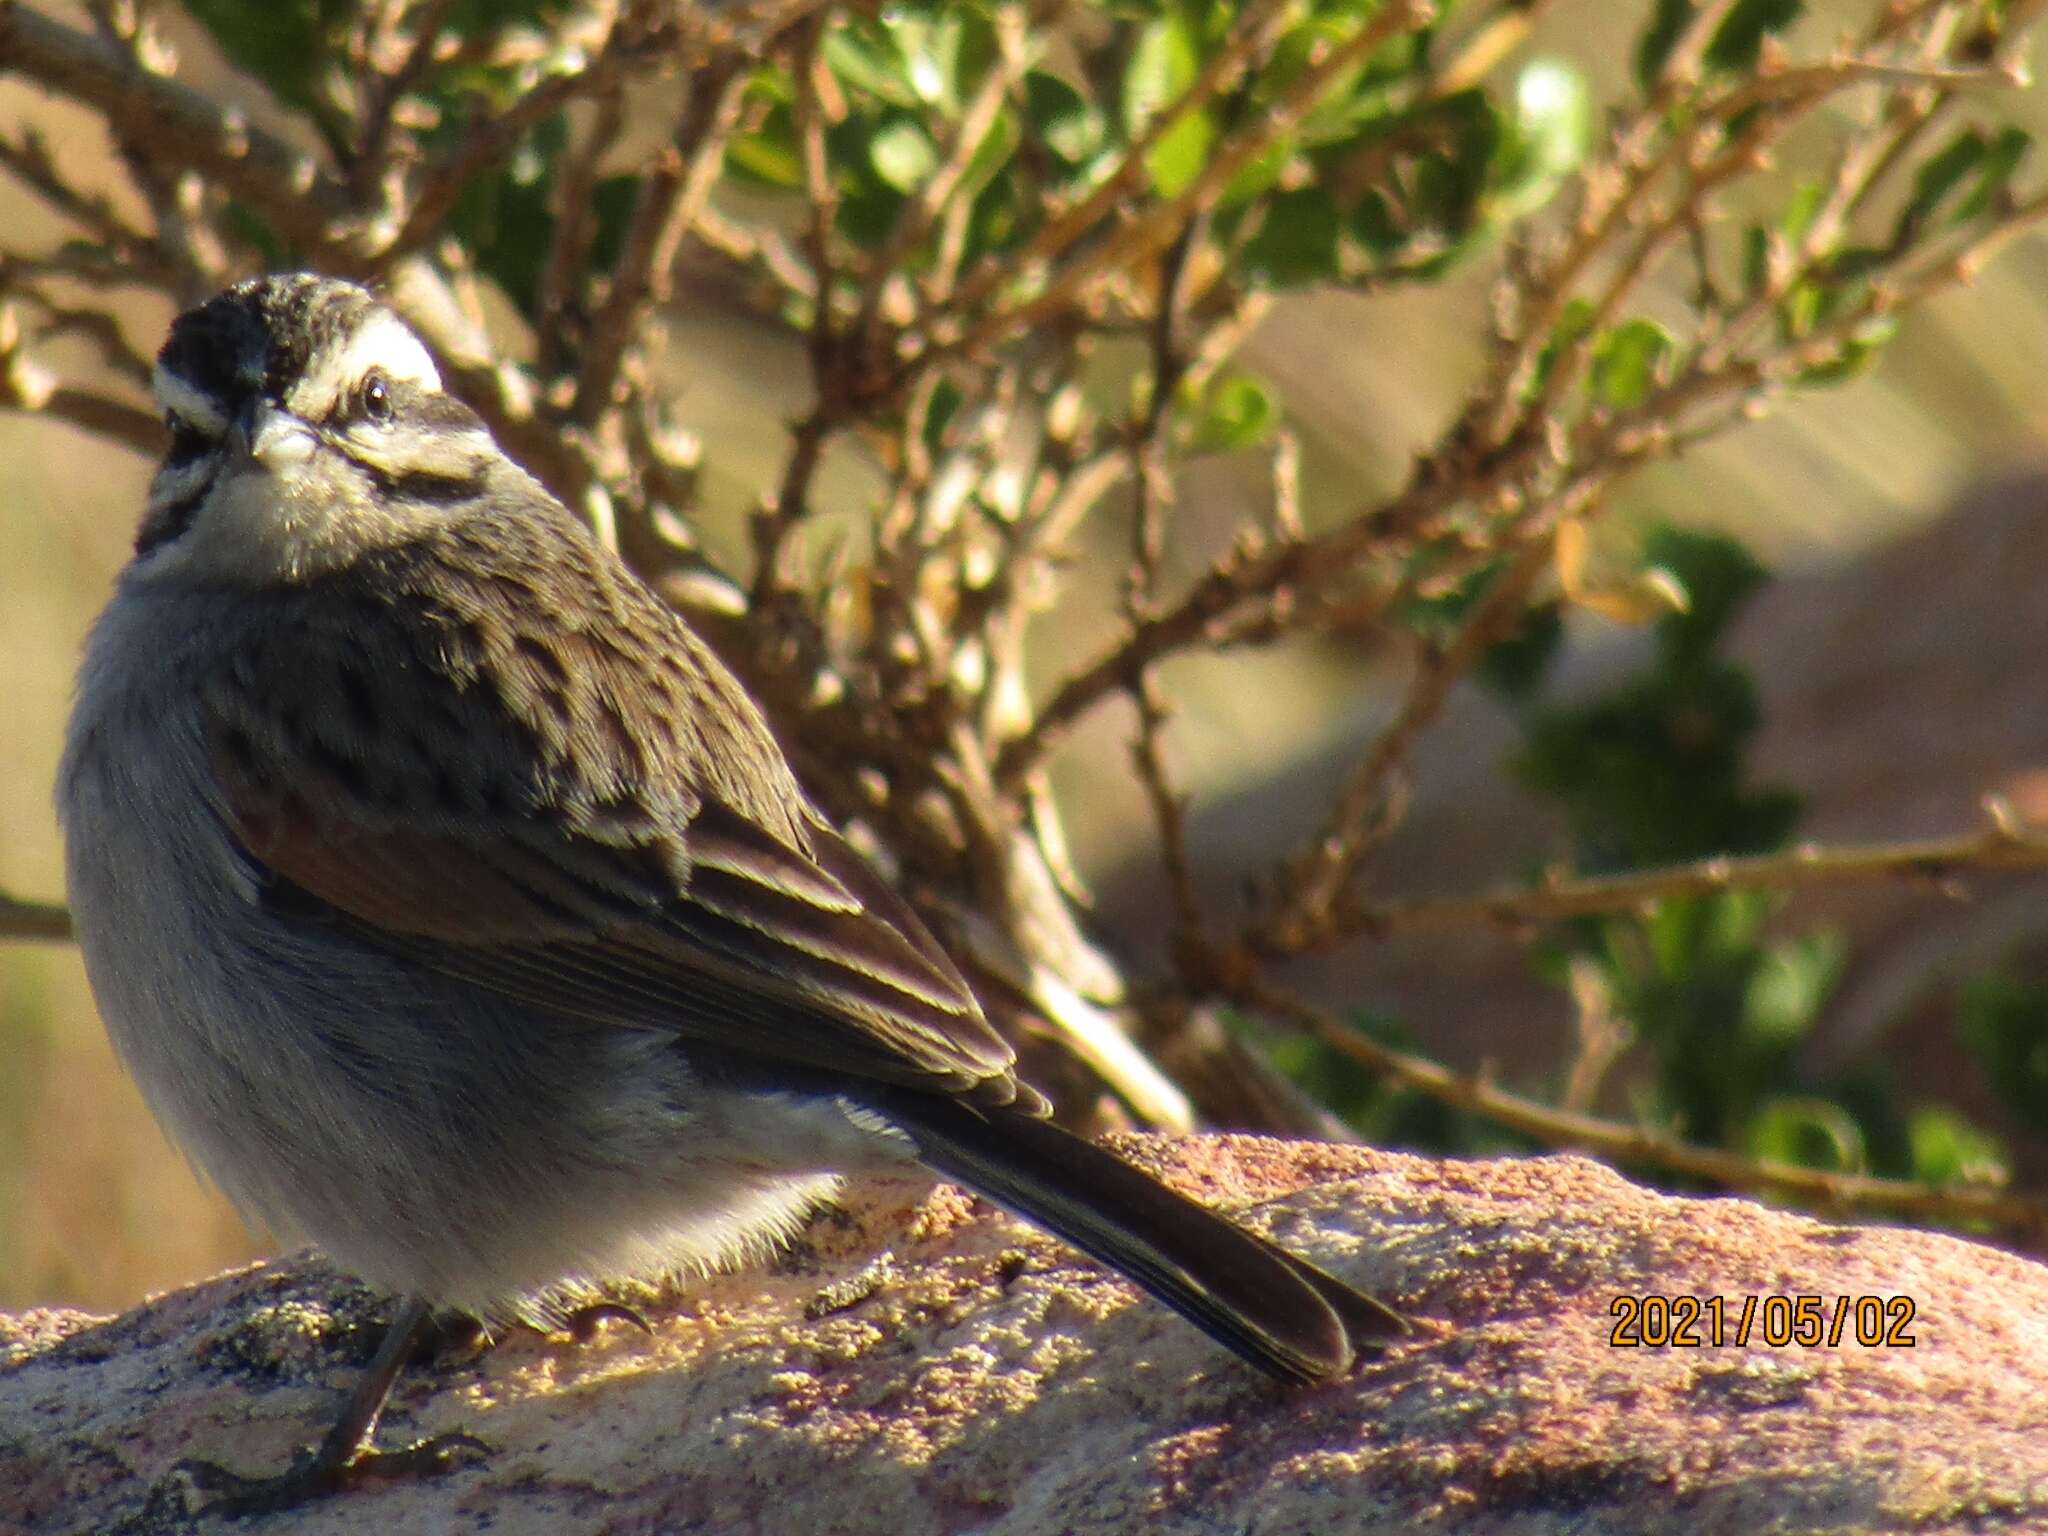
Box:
(235, 398, 317, 470)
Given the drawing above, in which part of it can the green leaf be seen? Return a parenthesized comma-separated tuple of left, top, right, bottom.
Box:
(822, 20, 920, 108)
(1742, 934, 1842, 1048)
(1513, 526, 1798, 872)
(1242, 186, 1341, 286)
(1707, 0, 1803, 73)
(1795, 315, 1898, 387)
(1956, 126, 2033, 221)
(1185, 370, 1279, 453)
(1409, 91, 1502, 237)
(1529, 296, 1597, 398)
(449, 116, 567, 317)
(959, 105, 1023, 200)
(1906, 1107, 2008, 1188)
(1777, 179, 1827, 244)
(1959, 973, 2048, 1129)
(1635, 0, 1683, 87)
(870, 118, 939, 193)
(1477, 600, 1565, 702)
(922, 376, 965, 454)
(1899, 130, 1990, 238)
(1124, 11, 1215, 196)
(1218, 137, 1297, 208)
(1637, 0, 1804, 86)
(929, 7, 999, 115)
(1490, 58, 1591, 220)
(1589, 319, 1675, 409)
(726, 102, 803, 189)
(1747, 1096, 1866, 1172)
(1025, 70, 1105, 164)
(181, 0, 352, 118)
(1740, 224, 1772, 296)
(1124, 12, 1199, 133)
(1147, 110, 1217, 198)
(1266, 16, 1382, 145)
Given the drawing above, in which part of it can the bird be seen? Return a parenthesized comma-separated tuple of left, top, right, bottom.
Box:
(58, 273, 1412, 1511)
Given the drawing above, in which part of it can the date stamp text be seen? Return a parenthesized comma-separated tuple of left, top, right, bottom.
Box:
(1608, 1293, 1917, 1348)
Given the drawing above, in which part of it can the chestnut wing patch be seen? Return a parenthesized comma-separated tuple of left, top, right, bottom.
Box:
(215, 728, 1020, 1102)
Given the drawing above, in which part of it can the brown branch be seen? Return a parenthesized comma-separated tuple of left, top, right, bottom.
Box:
(571, 65, 746, 426)
(855, 2, 1027, 338)
(792, 12, 839, 339)
(1258, 803, 2048, 957)
(939, 0, 1435, 369)
(1255, 530, 1561, 955)
(0, 891, 73, 944)
(936, 0, 1299, 329)
(0, 2, 351, 255)
(0, 311, 161, 451)
(0, 128, 171, 286)
(1246, 981, 2048, 1242)
(352, 0, 461, 195)
(534, 83, 626, 381)
(745, 20, 848, 616)
(993, 408, 1546, 789)
(390, 15, 675, 257)
(1125, 219, 1207, 955)
(749, 405, 836, 610)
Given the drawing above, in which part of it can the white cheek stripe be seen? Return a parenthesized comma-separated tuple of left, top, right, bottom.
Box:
(297, 311, 442, 409)
(152, 368, 228, 435)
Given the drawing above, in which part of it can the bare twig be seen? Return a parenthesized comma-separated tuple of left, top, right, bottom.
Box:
(571, 66, 746, 426)
(1258, 802, 2048, 956)
(353, 0, 462, 194)
(0, 129, 171, 286)
(1125, 220, 1208, 955)
(992, 400, 1544, 789)
(938, 0, 1436, 369)
(1255, 530, 1561, 955)
(855, 3, 1028, 338)
(937, 0, 1299, 331)
(1247, 981, 2048, 1242)
(0, 3, 350, 254)
(392, 15, 676, 257)
(535, 83, 627, 380)
(0, 308, 161, 451)
(0, 891, 73, 944)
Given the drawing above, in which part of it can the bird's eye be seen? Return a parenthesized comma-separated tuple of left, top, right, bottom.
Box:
(358, 370, 395, 425)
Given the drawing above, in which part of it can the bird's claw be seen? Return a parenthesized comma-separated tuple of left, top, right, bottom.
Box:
(175, 1430, 488, 1519)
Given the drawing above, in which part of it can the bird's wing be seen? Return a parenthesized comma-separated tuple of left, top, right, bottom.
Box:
(196, 540, 1026, 1105)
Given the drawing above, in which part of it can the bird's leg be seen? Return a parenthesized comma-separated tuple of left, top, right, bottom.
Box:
(176, 1295, 487, 1519)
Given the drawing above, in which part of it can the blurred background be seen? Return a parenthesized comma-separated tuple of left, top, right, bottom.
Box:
(8, 0, 2048, 1313)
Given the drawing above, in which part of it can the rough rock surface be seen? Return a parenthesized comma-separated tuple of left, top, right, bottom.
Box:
(4, 1136, 2045, 1535)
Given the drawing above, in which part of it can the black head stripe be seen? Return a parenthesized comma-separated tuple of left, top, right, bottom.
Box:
(156, 288, 269, 410)
(135, 482, 208, 556)
(155, 275, 393, 411)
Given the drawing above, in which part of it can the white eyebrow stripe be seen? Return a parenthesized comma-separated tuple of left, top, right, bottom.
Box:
(296, 310, 441, 408)
(152, 368, 228, 434)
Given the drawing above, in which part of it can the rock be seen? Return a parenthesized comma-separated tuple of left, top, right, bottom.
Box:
(3, 1135, 2044, 1535)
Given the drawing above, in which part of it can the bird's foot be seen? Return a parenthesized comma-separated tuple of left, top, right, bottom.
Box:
(175, 1430, 488, 1520)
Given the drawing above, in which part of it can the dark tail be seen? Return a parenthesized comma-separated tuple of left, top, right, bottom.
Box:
(871, 1092, 1411, 1383)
